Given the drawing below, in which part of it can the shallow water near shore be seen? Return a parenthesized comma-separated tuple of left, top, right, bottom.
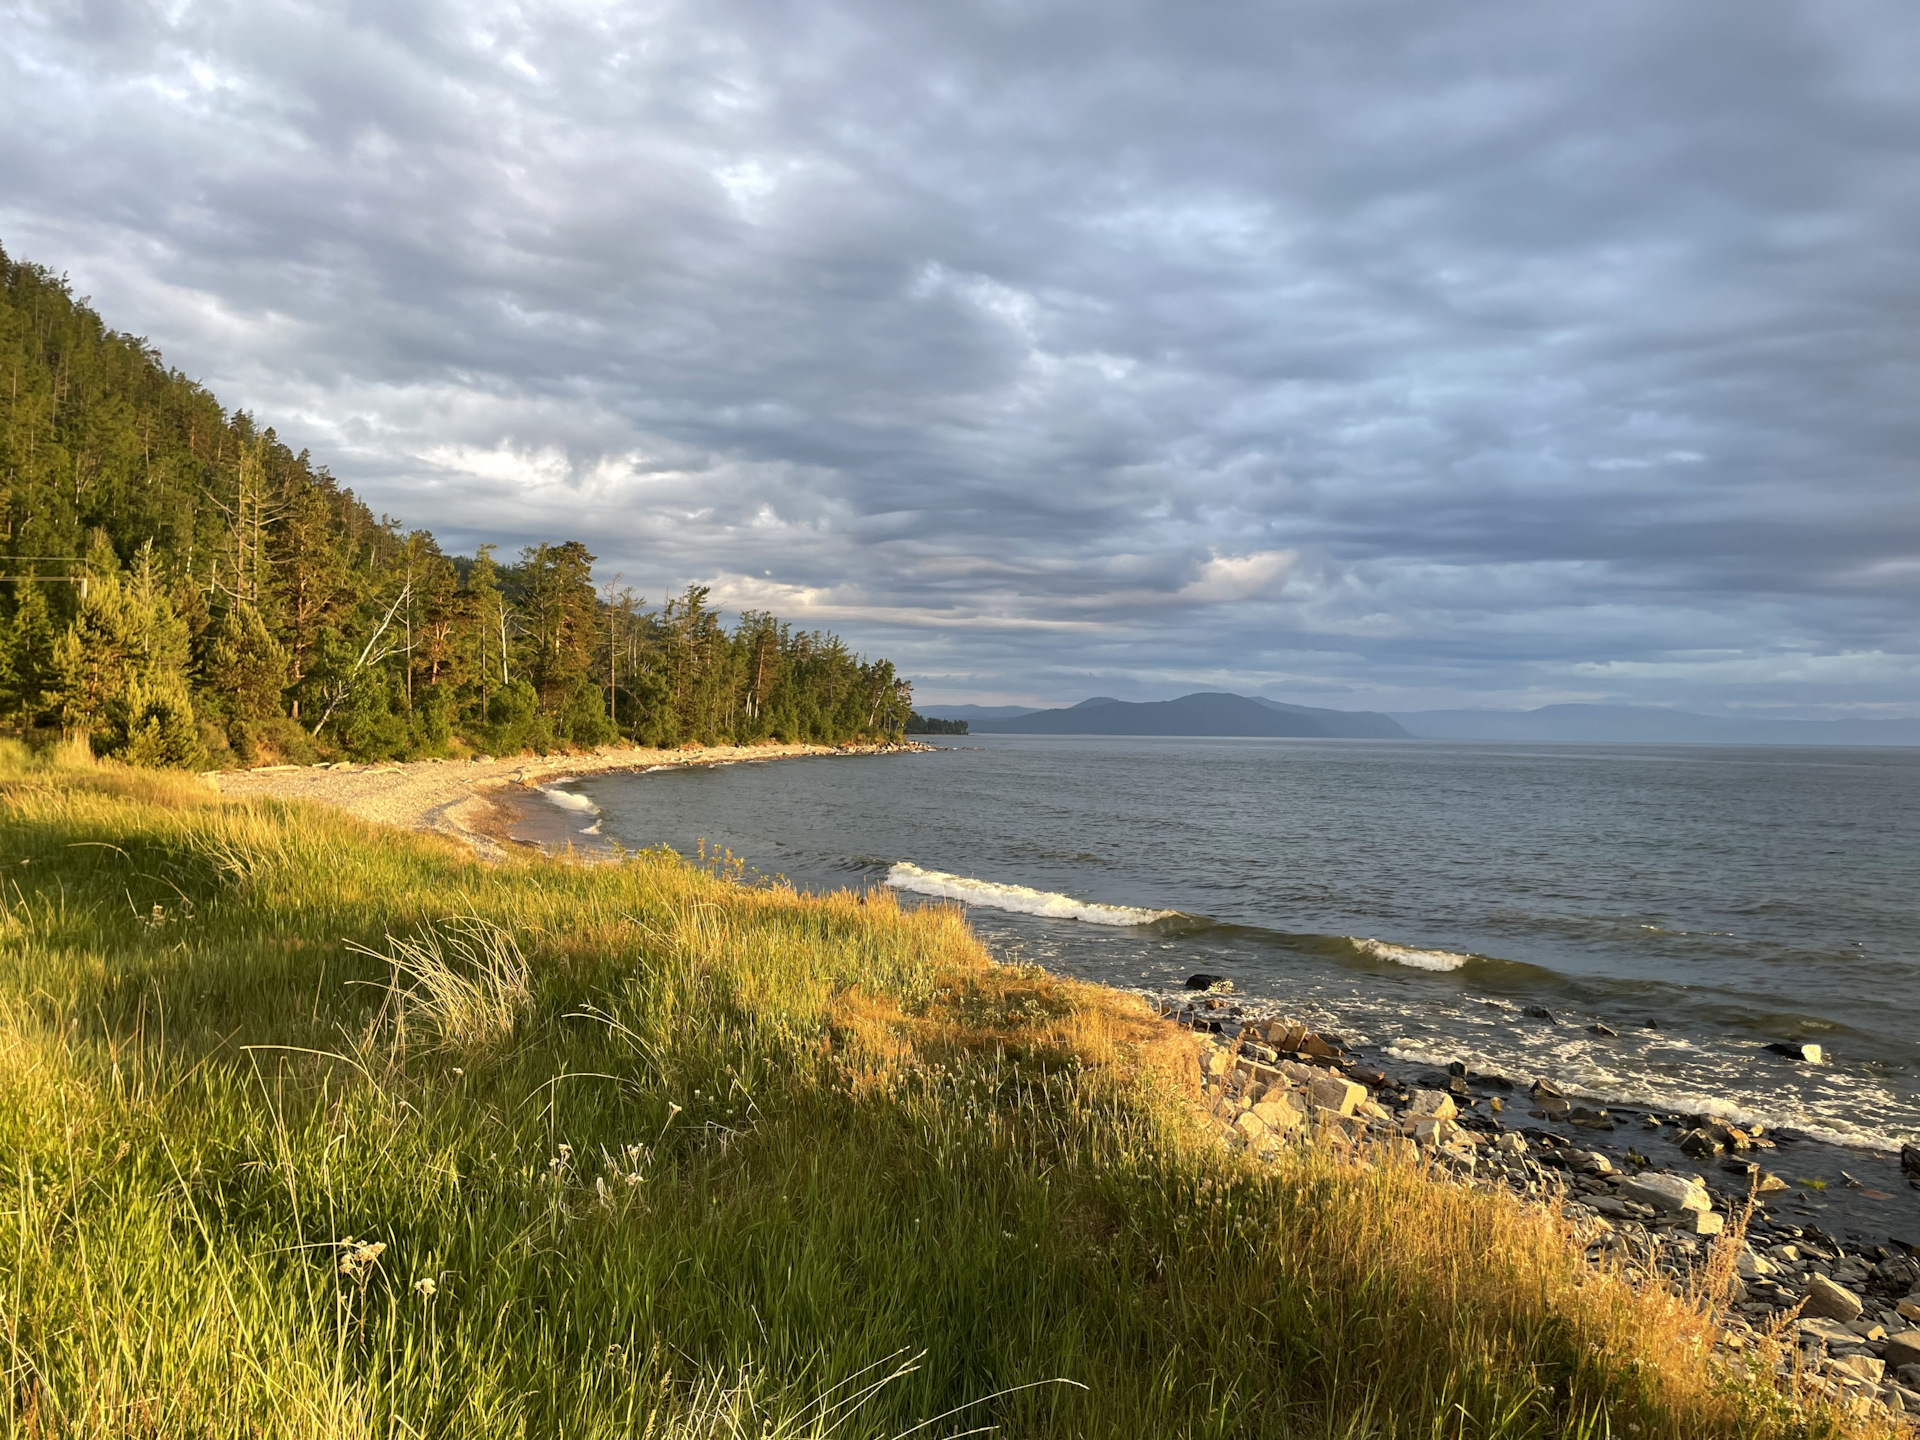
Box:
(536, 736, 1919, 1210)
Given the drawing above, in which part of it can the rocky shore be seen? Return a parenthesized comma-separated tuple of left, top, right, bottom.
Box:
(1167, 988, 1920, 1425)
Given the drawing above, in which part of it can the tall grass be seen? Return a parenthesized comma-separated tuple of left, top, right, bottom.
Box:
(0, 760, 1883, 1438)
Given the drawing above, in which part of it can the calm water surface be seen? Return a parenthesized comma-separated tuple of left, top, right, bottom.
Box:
(542, 736, 1919, 1155)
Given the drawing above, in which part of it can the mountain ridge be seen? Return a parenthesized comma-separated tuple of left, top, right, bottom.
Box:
(970, 692, 1408, 739)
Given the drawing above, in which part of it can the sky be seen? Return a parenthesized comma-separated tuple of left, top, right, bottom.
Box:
(3, 0, 1916, 716)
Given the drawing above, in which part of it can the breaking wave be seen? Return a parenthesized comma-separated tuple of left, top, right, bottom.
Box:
(540, 785, 598, 815)
(1349, 937, 1474, 972)
(884, 862, 1177, 927)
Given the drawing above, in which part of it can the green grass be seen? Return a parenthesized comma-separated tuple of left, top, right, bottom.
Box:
(0, 749, 1875, 1438)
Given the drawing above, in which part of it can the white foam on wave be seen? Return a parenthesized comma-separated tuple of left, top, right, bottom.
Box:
(1382, 1035, 1913, 1153)
(884, 862, 1176, 927)
(1352, 938, 1472, 972)
(540, 785, 599, 815)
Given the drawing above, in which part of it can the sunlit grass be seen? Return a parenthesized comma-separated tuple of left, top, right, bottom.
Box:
(0, 758, 1886, 1438)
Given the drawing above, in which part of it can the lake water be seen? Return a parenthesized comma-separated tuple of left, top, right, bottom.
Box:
(538, 736, 1919, 1161)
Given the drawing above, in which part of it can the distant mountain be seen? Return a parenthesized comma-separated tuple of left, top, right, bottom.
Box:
(911, 704, 1043, 722)
(1392, 703, 1920, 746)
(972, 692, 1409, 738)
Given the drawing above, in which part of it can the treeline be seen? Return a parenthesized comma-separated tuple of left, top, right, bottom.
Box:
(905, 713, 967, 735)
(0, 245, 912, 767)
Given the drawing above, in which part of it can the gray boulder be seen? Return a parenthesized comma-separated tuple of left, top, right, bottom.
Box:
(1616, 1172, 1710, 1214)
(1802, 1272, 1865, 1323)
(1885, 1330, 1920, 1372)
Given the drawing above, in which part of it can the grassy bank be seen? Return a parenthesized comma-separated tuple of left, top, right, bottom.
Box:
(0, 751, 1872, 1438)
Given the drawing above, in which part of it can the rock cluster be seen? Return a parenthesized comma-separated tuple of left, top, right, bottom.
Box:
(1170, 1003, 1920, 1426)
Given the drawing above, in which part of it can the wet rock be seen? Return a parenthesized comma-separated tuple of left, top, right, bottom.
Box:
(1523, 1005, 1558, 1023)
(1902, 1143, 1920, 1178)
(1617, 1173, 1711, 1215)
(1259, 1018, 1309, 1050)
(1804, 1272, 1865, 1323)
(1530, 1078, 1565, 1099)
(1642, 1017, 1659, 1029)
(1704, 1119, 1754, 1150)
(1301, 1033, 1343, 1060)
(1185, 973, 1231, 992)
(1589, 1022, 1618, 1036)
(1763, 1041, 1824, 1063)
(1679, 1128, 1726, 1158)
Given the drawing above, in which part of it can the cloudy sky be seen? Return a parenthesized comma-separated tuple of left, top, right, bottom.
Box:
(4, 0, 1916, 715)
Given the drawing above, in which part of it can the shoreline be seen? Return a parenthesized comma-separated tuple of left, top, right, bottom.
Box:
(1171, 991, 1920, 1419)
(206, 739, 935, 859)
(202, 741, 1920, 1421)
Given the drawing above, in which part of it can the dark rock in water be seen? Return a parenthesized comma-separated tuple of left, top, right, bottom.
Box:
(1589, 1023, 1618, 1037)
(1643, 1018, 1660, 1029)
(1447, 1060, 1468, 1078)
(1679, 1128, 1726, 1157)
(1184, 973, 1226, 991)
(1523, 1005, 1557, 1023)
(1902, 1144, 1920, 1178)
(1763, 1041, 1824, 1063)
(1447, 1077, 1473, 1100)
(1531, 1078, 1566, 1100)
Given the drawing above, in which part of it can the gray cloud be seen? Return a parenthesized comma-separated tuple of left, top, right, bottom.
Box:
(3, 0, 1915, 714)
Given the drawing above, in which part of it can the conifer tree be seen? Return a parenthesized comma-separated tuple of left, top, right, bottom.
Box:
(1, 243, 913, 762)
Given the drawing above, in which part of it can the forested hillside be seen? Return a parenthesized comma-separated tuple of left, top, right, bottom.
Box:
(0, 246, 911, 766)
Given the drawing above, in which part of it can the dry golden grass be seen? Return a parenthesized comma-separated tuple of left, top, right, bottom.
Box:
(0, 755, 1896, 1438)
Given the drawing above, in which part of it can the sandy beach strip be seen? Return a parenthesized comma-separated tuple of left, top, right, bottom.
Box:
(206, 740, 933, 859)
